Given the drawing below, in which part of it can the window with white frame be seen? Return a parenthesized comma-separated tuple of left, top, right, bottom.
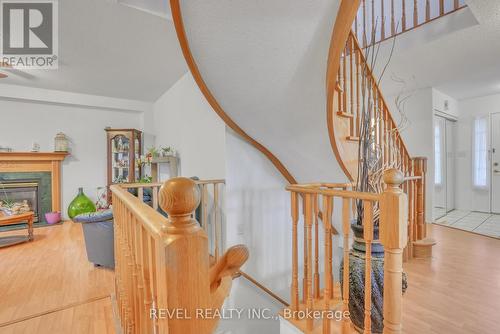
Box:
(473, 117, 488, 188)
(434, 123, 442, 185)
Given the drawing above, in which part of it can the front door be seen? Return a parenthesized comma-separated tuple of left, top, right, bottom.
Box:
(492, 113, 500, 213)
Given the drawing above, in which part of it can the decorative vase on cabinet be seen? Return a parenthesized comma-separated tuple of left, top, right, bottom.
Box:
(68, 188, 96, 219)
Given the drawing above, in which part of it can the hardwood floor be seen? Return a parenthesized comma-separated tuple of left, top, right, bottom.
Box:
(1, 221, 499, 333)
(0, 221, 115, 334)
(403, 224, 500, 334)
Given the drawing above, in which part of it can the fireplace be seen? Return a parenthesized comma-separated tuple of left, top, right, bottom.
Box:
(0, 180, 42, 222)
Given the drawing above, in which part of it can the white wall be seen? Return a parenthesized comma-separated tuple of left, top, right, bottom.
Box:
(0, 99, 142, 218)
(455, 93, 499, 212)
(433, 88, 459, 118)
(388, 88, 434, 222)
(152, 72, 226, 179)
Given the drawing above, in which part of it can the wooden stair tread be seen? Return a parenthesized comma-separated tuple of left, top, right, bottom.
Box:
(281, 283, 358, 333)
(336, 111, 354, 118)
(414, 238, 436, 246)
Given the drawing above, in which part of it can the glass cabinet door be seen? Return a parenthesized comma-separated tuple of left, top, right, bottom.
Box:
(134, 137, 141, 181)
(111, 134, 131, 183)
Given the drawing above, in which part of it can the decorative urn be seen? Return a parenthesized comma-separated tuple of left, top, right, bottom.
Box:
(54, 132, 69, 152)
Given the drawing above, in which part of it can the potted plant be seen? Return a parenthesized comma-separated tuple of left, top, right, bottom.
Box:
(339, 30, 407, 334)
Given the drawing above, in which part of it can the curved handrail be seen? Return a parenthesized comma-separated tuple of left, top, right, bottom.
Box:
(169, 0, 297, 184)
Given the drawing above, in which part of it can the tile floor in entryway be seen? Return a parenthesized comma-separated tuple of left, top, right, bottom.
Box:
(434, 210, 500, 239)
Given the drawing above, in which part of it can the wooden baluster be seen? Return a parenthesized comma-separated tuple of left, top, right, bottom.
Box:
(322, 195, 333, 334)
(363, 0, 368, 47)
(304, 194, 314, 331)
(341, 198, 351, 333)
(371, 0, 375, 44)
(147, 235, 159, 333)
(314, 195, 320, 299)
(380, 169, 407, 334)
(414, 157, 425, 240)
(202, 184, 208, 231)
(349, 37, 355, 136)
(408, 179, 414, 259)
(214, 183, 220, 260)
(291, 192, 300, 314)
(391, 0, 396, 36)
(338, 68, 343, 115)
(402, 0, 407, 31)
(343, 45, 348, 115)
(152, 186, 158, 210)
(363, 201, 374, 334)
(381, 0, 386, 40)
(413, 0, 418, 27)
(138, 187, 144, 202)
(380, 106, 385, 166)
(454, 0, 459, 10)
(356, 44, 361, 137)
(355, 14, 359, 40)
(303, 196, 308, 304)
(439, 0, 445, 16)
(425, 0, 430, 22)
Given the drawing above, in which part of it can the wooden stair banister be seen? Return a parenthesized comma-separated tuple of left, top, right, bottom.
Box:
(112, 177, 248, 334)
(330, 28, 435, 260)
(354, 0, 467, 47)
(283, 169, 407, 333)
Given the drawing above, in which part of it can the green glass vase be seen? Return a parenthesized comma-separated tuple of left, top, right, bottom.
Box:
(68, 187, 96, 219)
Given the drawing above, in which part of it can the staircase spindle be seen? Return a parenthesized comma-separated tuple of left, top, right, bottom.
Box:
(454, 0, 459, 10)
(402, 0, 407, 31)
(343, 46, 348, 115)
(381, 0, 386, 40)
(371, 0, 375, 44)
(391, 0, 396, 36)
(323, 195, 333, 334)
(291, 192, 299, 314)
(349, 38, 355, 135)
(314, 195, 320, 299)
(439, 0, 445, 15)
(305, 194, 314, 331)
(363, 0, 368, 47)
(214, 183, 220, 260)
(425, 0, 431, 22)
(356, 43, 361, 137)
(303, 197, 308, 303)
(341, 198, 351, 334)
(413, 0, 418, 27)
(363, 201, 374, 334)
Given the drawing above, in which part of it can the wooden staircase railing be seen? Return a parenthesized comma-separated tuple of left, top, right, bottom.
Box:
(354, 0, 467, 47)
(331, 30, 433, 259)
(111, 177, 248, 334)
(121, 179, 225, 260)
(283, 169, 407, 333)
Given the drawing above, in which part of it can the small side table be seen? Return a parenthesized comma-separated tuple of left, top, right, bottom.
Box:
(0, 211, 34, 248)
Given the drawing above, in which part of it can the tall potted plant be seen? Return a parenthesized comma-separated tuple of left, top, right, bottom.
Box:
(339, 24, 407, 334)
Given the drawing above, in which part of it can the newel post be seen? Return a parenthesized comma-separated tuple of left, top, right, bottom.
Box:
(158, 177, 211, 333)
(380, 169, 408, 334)
(413, 157, 427, 239)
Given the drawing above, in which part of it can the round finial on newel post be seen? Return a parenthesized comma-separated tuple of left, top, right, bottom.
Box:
(383, 168, 404, 189)
(159, 177, 200, 227)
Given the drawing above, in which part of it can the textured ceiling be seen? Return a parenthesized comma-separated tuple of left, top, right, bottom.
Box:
(180, 0, 345, 182)
(0, 0, 187, 102)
